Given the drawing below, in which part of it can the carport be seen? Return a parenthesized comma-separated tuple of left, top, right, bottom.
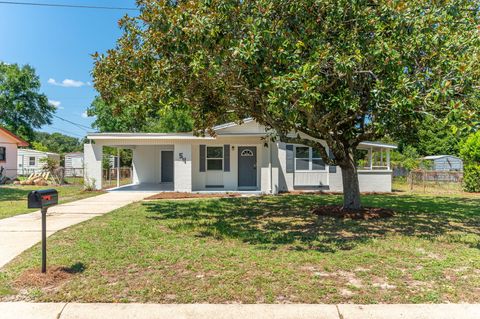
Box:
(84, 132, 211, 191)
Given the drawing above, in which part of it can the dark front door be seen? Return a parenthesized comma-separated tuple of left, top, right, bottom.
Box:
(161, 151, 174, 183)
(238, 146, 257, 188)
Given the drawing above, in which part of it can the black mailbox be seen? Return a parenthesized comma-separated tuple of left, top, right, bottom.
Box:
(27, 189, 59, 273)
(28, 189, 58, 209)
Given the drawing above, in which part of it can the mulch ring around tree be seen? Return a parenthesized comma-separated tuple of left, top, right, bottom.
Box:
(311, 205, 395, 220)
(145, 192, 242, 200)
(14, 263, 85, 288)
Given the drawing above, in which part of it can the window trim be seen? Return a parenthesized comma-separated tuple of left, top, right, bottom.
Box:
(29, 156, 36, 166)
(206, 146, 224, 171)
(0, 147, 6, 162)
(294, 145, 327, 172)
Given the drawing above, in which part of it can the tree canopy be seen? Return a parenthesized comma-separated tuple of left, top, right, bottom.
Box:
(32, 131, 83, 154)
(87, 96, 194, 133)
(396, 115, 467, 157)
(0, 62, 54, 140)
(93, 0, 480, 209)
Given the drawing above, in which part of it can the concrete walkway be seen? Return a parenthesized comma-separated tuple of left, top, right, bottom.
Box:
(0, 303, 479, 319)
(0, 191, 153, 268)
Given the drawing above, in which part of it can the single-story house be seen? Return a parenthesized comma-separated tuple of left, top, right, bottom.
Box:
(17, 149, 61, 175)
(422, 155, 463, 171)
(84, 119, 396, 193)
(64, 152, 84, 176)
(0, 127, 29, 179)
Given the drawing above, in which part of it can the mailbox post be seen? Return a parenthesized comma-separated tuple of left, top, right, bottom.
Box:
(27, 189, 58, 273)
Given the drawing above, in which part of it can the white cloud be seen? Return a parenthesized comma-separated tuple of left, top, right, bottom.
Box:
(81, 111, 88, 118)
(48, 99, 63, 109)
(48, 78, 89, 88)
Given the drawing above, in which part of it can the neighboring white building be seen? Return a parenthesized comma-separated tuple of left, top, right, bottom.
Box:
(0, 127, 29, 179)
(422, 155, 463, 171)
(64, 152, 84, 176)
(17, 149, 61, 175)
(84, 119, 396, 193)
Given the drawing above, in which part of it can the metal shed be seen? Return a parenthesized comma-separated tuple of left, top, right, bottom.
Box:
(422, 155, 463, 171)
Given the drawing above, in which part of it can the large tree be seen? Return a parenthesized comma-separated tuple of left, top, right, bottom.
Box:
(0, 63, 54, 140)
(93, 0, 480, 209)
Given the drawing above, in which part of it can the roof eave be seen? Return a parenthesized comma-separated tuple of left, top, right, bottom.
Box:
(0, 127, 29, 147)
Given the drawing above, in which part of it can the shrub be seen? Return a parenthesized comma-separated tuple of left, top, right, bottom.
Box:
(83, 177, 97, 192)
(463, 163, 480, 193)
(460, 132, 480, 192)
(460, 131, 480, 163)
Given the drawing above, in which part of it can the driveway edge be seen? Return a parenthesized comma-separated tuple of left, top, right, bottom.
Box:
(1, 302, 480, 319)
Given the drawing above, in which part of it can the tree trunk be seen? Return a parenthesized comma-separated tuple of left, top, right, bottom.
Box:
(339, 151, 362, 210)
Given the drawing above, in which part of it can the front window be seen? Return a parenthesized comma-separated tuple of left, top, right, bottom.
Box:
(29, 156, 36, 166)
(295, 147, 310, 170)
(0, 147, 5, 161)
(295, 146, 325, 171)
(207, 146, 223, 170)
(311, 148, 326, 170)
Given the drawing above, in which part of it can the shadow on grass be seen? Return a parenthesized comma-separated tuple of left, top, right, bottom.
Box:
(0, 187, 33, 202)
(143, 194, 480, 252)
(61, 262, 86, 274)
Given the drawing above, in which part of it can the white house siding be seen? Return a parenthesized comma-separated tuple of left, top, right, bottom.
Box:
(84, 143, 103, 190)
(17, 149, 60, 175)
(85, 119, 395, 193)
(174, 143, 192, 192)
(0, 135, 19, 179)
(132, 145, 161, 184)
(358, 171, 392, 192)
(276, 142, 392, 193)
(328, 170, 392, 193)
(190, 136, 268, 192)
(276, 141, 331, 191)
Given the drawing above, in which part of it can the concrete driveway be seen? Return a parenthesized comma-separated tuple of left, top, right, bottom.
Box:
(0, 191, 153, 268)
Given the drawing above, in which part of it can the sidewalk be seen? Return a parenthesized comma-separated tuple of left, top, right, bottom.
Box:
(0, 191, 153, 268)
(0, 303, 479, 319)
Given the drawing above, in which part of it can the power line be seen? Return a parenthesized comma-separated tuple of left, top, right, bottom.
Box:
(53, 115, 91, 131)
(0, 1, 139, 11)
(49, 126, 84, 138)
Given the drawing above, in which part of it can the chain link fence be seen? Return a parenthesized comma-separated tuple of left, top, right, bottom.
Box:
(406, 170, 463, 194)
(1, 167, 133, 189)
(102, 167, 133, 189)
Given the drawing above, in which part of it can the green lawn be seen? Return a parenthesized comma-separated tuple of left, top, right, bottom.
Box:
(0, 193, 479, 303)
(0, 185, 104, 220)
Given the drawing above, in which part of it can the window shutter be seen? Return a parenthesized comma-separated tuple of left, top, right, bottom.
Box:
(328, 148, 337, 173)
(286, 144, 294, 173)
(224, 144, 230, 172)
(199, 145, 206, 172)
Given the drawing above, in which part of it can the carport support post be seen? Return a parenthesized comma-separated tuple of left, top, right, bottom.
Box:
(116, 148, 120, 188)
(41, 208, 47, 273)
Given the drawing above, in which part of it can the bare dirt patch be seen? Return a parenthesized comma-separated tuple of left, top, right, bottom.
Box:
(145, 192, 242, 200)
(311, 205, 395, 220)
(14, 263, 85, 288)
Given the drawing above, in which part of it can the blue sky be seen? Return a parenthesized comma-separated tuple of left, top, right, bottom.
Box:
(0, 0, 137, 138)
